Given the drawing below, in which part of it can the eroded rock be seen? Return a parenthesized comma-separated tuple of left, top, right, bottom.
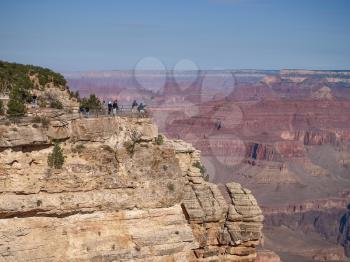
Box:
(0, 116, 263, 261)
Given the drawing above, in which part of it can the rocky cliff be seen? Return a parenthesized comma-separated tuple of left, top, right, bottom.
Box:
(0, 116, 263, 261)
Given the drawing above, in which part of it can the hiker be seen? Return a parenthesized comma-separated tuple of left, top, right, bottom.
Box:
(112, 100, 119, 116)
(131, 100, 138, 113)
(137, 103, 146, 117)
(107, 101, 112, 115)
(102, 100, 107, 114)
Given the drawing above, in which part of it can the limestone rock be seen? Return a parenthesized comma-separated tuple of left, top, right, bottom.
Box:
(0, 116, 262, 261)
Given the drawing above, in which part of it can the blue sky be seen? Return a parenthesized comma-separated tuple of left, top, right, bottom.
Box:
(0, 0, 350, 72)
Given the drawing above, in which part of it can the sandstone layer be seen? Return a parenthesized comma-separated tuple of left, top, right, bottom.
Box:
(0, 116, 263, 261)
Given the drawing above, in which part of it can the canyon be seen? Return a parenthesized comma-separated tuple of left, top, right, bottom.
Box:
(66, 69, 350, 261)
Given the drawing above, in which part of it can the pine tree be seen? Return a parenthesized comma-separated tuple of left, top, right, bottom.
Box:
(48, 143, 65, 169)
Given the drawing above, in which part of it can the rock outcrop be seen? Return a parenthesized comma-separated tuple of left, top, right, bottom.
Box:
(173, 140, 263, 260)
(0, 116, 263, 261)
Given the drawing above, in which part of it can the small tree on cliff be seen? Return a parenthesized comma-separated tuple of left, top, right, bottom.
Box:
(48, 143, 65, 169)
(80, 94, 102, 111)
(6, 86, 27, 117)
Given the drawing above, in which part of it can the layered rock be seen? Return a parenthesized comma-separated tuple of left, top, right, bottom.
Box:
(173, 141, 263, 260)
(0, 116, 263, 261)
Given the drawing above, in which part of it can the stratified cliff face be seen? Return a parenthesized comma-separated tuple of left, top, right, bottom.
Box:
(176, 141, 263, 260)
(0, 116, 263, 261)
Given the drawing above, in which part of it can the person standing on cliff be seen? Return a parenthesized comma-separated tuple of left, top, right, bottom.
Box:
(108, 100, 112, 115)
(137, 103, 146, 117)
(112, 100, 119, 116)
(131, 100, 138, 113)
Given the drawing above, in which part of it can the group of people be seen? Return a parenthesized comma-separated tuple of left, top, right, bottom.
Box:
(78, 97, 147, 117)
(101, 99, 146, 116)
(132, 100, 146, 114)
(105, 100, 119, 115)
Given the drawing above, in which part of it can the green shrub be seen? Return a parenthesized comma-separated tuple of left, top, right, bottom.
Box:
(0, 100, 3, 115)
(123, 132, 141, 156)
(67, 88, 80, 101)
(155, 135, 164, 145)
(0, 61, 67, 99)
(48, 143, 65, 169)
(6, 86, 29, 117)
(50, 99, 63, 109)
(124, 141, 135, 155)
(80, 94, 101, 110)
(7, 97, 26, 117)
(72, 144, 85, 154)
(193, 161, 206, 176)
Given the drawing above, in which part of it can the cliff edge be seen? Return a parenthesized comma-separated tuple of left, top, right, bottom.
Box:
(0, 116, 263, 261)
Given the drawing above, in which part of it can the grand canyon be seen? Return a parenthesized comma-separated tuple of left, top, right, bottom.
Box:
(2, 0, 350, 261)
(65, 69, 350, 261)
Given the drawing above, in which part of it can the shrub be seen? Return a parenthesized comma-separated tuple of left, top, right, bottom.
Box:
(155, 134, 164, 145)
(47, 143, 64, 169)
(50, 99, 63, 109)
(67, 88, 80, 101)
(72, 144, 85, 154)
(124, 141, 135, 155)
(0, 100, 3, 115)
(80, 94, 102, 110)
(123, 132, 141, 156)
(74, 91, 80, 101)
(193, 161, 206, 176)
(7, 91, 26, 117)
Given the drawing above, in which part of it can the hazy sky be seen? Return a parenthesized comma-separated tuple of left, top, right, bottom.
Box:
(1, 0, 350, 72)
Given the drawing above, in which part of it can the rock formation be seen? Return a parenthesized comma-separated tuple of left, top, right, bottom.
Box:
(0, 116, 263, 261)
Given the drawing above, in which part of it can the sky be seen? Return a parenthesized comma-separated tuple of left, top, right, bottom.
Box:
(0, 0, 350, 72)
